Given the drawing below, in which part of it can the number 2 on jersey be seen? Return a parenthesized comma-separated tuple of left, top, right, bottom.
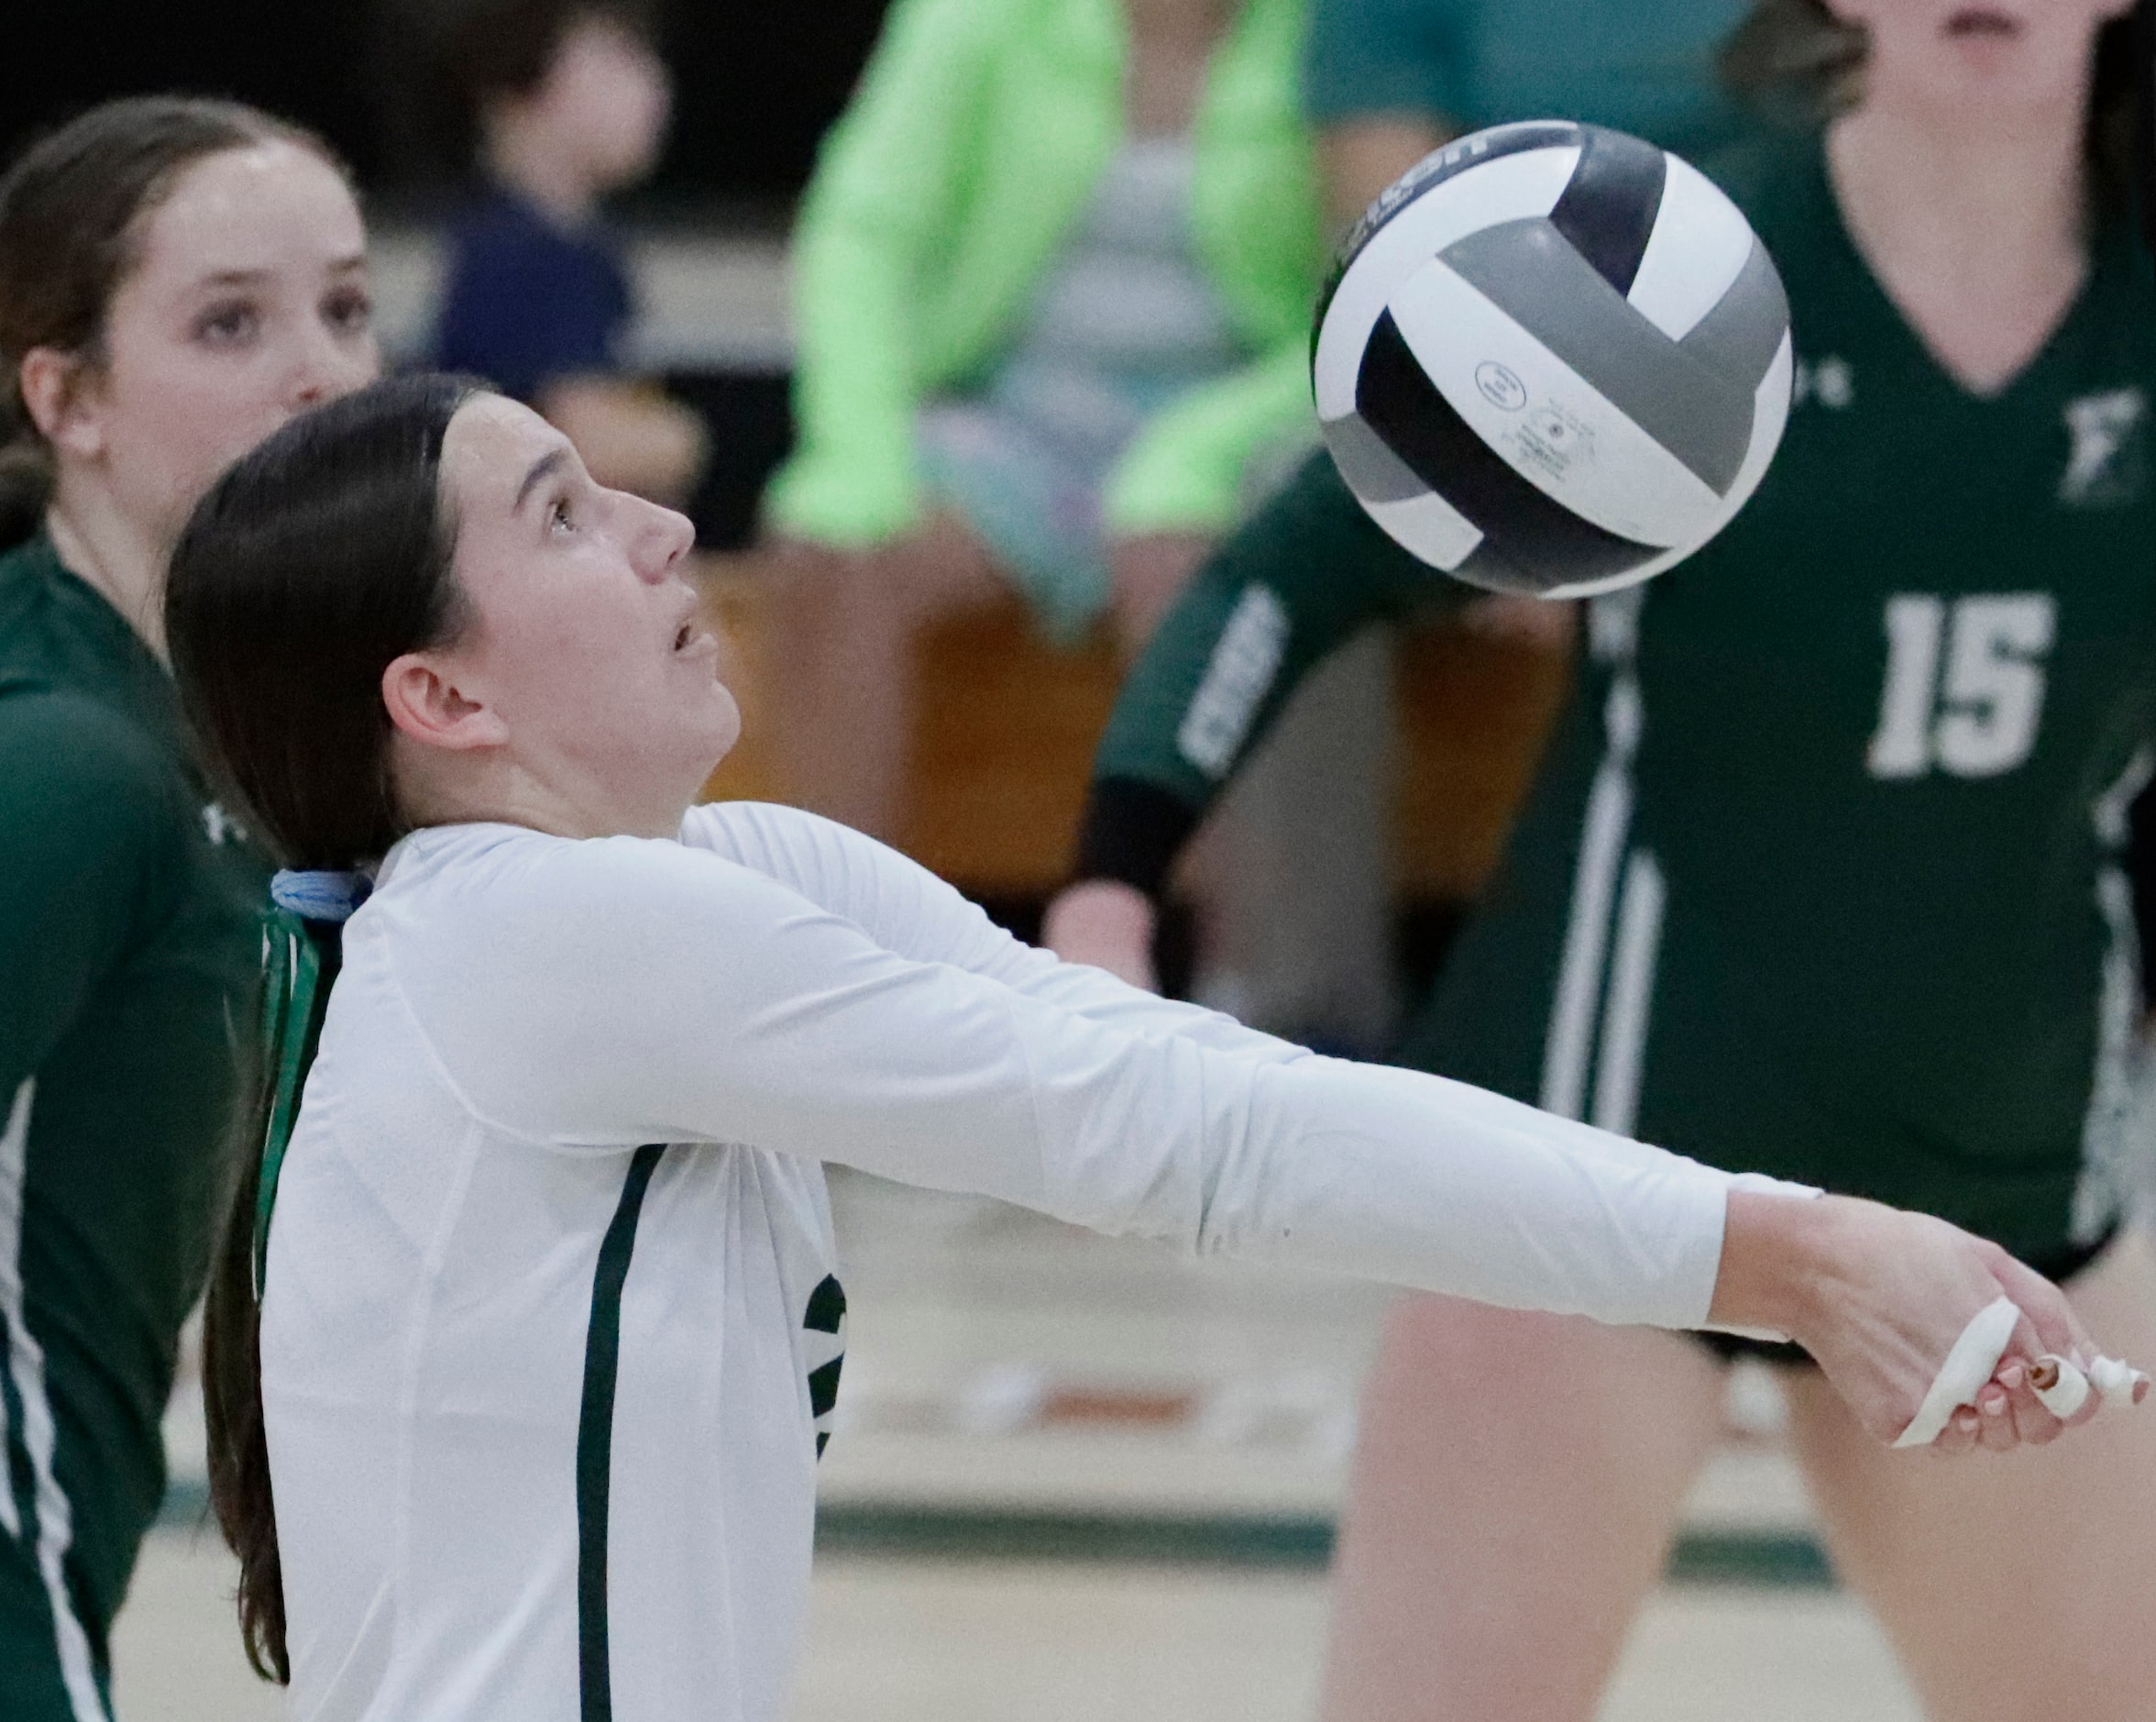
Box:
(1867, 593, 2056, 779)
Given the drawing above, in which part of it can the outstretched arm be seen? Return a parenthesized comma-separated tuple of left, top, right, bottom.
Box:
(417, 828, 1744, 1327)
(407, 829, 2108, 1450)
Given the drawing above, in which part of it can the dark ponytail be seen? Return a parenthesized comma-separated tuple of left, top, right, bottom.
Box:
(165, 371, 479, 1682)
(0, 95, 349, 550)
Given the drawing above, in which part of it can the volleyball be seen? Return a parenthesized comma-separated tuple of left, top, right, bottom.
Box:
(1313, 121, 1793, 599)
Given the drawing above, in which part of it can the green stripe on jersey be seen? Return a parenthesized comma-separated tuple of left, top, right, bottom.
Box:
(577, 1144, 666, 1722)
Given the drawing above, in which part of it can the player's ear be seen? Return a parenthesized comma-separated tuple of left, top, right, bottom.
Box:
(17, 347, 104, 460)
(381, 652, 509, 753)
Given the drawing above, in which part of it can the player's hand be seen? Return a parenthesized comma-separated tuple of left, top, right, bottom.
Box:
(1946, 1241, 2148, 1452)
(1042, 879, 1159, 991)
(1710, 1194, 2104, 1452)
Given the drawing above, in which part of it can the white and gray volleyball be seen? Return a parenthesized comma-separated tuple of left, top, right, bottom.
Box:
(1313, 121, 1793, 598)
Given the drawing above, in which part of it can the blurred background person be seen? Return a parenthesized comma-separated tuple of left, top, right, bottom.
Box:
(758, 0, 1325, 847)
(0, 95, 378, 1719)
(1307, 0, 1752, 667)
(1050, 3, 2156, 1719)
(429, 0, 709, 505)
(1047, 0, 1761, 1017)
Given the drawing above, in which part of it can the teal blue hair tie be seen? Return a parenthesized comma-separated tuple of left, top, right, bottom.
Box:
(270, 868, 371, 922)
(252, 873, 364, 1298)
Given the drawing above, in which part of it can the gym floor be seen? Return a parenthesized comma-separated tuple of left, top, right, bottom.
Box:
(124, 1170, 1939, 1721)
(120, 1536, 1920, 1722)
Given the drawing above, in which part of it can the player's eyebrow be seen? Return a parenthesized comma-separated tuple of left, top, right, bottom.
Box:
(186, 253, 369, 293)
(515, 448, 570, 513)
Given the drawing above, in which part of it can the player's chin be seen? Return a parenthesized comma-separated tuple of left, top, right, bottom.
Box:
(682, 681, 743, 774)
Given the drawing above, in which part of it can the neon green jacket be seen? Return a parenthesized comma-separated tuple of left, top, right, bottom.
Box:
(764, 0, 1323, 547)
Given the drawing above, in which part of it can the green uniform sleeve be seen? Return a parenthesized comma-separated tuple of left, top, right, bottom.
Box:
(0, 690, 185, 1095)
(760, 0, 1001, 547)
(1076, 448, 1466, 894)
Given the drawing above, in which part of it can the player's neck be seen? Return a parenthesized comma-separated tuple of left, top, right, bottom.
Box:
(393, 738, 692, 846)
(42, 480, 170, 661)
(482, 122, 600, 228)
(1826, 97, 2088, 396)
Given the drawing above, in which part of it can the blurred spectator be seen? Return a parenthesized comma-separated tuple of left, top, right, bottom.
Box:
(759, 0, 1324, 842)
(431, 0, 708, 505)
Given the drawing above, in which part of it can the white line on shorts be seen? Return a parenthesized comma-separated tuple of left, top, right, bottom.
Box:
(0, 1078, 110, 1722)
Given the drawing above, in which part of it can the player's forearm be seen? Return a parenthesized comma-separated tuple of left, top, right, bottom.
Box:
(1072, 776, 1205, 900)
(1194, 1054, 1807, 1330)
(1075, 455, 1442, 900)
(733, 942, 1738, 1323)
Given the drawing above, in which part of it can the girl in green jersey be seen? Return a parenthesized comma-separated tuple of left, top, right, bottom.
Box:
(0, 99, 377, 1718)
(1052, 1, 2156, 1717)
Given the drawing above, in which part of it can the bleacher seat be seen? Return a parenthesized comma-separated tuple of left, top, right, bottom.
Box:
(696, 558, 1571, 903)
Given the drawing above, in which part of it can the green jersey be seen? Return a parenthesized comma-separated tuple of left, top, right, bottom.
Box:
(0, 532, 264, 1713)
(1082, 135, 2156, 1263)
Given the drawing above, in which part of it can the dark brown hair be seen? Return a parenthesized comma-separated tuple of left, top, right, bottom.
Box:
(1720, 0, 2140, 208)
(0, 95, 348, 550)
(165, 370, 478, 1682)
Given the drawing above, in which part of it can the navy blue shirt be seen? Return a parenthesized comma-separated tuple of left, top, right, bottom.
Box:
(433, 188, 633, 402)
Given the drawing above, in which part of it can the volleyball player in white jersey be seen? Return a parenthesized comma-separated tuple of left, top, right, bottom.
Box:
(161, 374, 2106, 1722)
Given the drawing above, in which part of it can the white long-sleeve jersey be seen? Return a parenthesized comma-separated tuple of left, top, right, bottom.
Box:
(263, 803, 1799, 1722)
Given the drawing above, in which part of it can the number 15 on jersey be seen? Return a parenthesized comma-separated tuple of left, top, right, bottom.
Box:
(1867, 593, 2056, 779)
